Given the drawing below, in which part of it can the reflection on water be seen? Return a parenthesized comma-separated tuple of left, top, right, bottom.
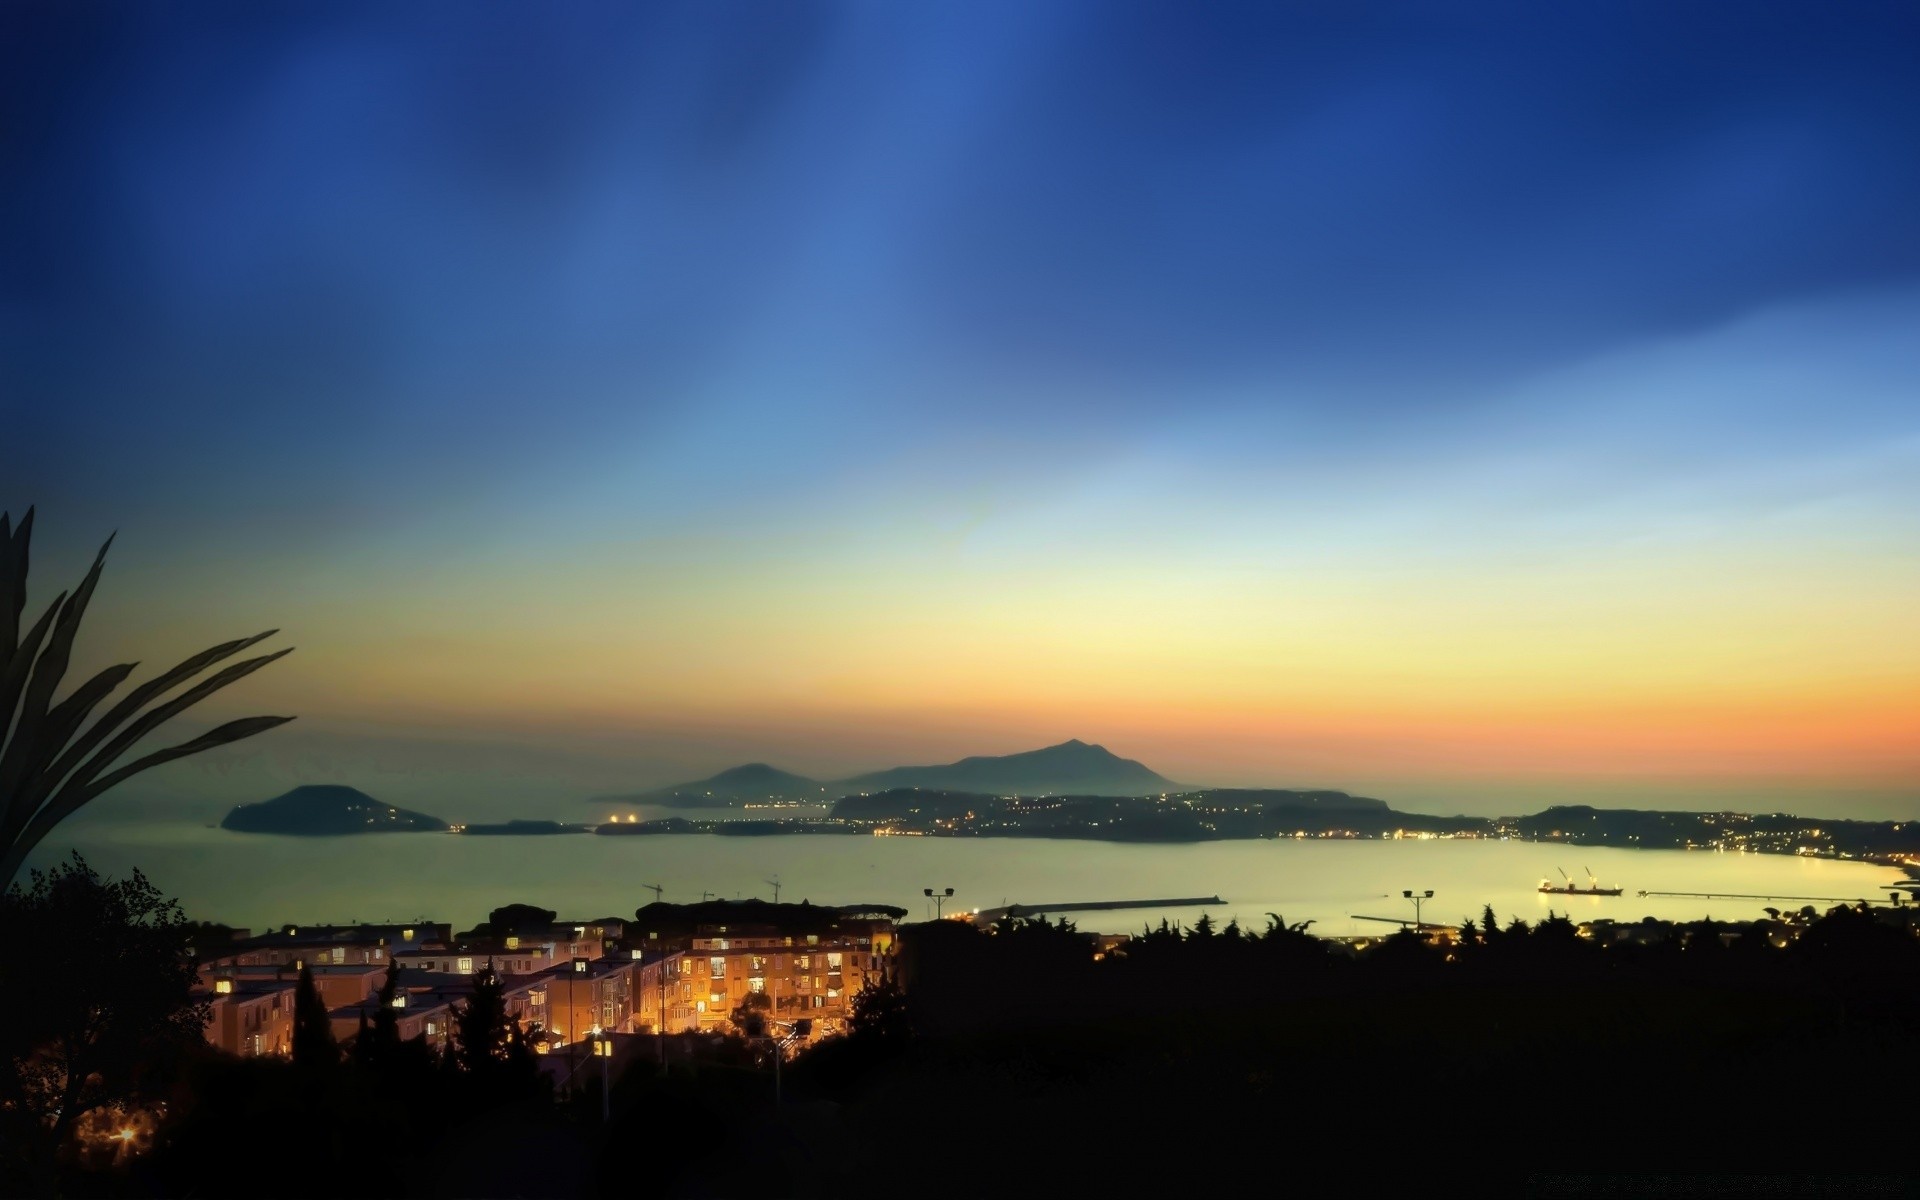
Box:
(24, 820, 1905, 936)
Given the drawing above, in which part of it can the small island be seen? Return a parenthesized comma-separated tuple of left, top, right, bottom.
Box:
(220, 785, 449, 835)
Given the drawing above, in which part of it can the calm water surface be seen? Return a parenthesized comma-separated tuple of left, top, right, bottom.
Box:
(26, 818, 1905, 936)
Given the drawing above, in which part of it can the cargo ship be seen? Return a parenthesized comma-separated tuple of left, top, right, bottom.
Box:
(1538, 867, 1623, 897)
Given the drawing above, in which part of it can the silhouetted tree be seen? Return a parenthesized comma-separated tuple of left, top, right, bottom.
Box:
(453, 961, 512, 1076)
(847, 974, 912, 1046)
(729, 989, 773, 1037)
(467, 903, 558, 940)
(0, 510, 293, 885)
(0, 854, 206, 1194)
(292, 964, 338, 1070)
(353, 959, 404, 1071)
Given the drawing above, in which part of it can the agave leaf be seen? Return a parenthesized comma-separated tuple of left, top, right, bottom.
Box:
(0, 714, 295, 883)
(33, 630, 280, 804)
(0, 508, 31, 671)
(49, 646, 294, 807)
(0, 536, 112, 804)
(0, 661, 137, 848)
(0, 511, 14, 672)
(0, 591, 65, 750)
(79, 714, 297, 804)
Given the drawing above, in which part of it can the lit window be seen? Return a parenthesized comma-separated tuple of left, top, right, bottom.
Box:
(214, 978, 234, 995)
(749, 977, 765, 993)
(426, 1021, 436, 1035)
(709, 956, 725, 978)
(457, 957, 474, 974)
(506, 936, 520, 950)
(827, 952, 842, 970)
(807, 935, 818, 946)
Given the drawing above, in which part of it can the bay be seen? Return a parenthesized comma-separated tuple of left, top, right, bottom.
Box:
(23, 818, 1906, 937)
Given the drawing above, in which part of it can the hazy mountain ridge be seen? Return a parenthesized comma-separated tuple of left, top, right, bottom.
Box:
(594, 739, 1179, 807)
(593, 762, 832, 809)
(841, 739, 1175, 798)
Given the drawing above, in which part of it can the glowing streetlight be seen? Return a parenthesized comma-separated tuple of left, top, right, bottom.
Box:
(1402, 889, 1434, 930)
(924, 887, 954, 919)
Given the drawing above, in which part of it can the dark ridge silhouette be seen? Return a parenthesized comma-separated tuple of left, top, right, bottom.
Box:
(841, 738, 1175, 797)
(220, 785, 448, 835)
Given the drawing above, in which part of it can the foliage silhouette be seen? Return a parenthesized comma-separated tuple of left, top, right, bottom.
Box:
(0, 854, 206, 1195)
(0, 510, 293, 884)
(291, 964, 338, 1071)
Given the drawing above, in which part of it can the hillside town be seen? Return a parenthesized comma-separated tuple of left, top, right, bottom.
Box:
(191, 901, 903, 1085)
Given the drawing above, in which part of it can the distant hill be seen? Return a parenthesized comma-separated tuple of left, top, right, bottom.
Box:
(593, 762, 832, 810)
(842, 739, 1175, 798)
(221, 785, 448, 835)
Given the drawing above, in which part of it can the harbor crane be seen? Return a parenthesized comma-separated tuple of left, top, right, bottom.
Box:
(641, 883, 663, 903)
(765, 875, 782, 903)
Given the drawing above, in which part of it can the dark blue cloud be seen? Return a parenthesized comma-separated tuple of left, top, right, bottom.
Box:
(5, 0, 1920, 534)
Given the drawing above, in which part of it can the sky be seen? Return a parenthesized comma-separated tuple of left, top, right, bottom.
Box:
(4, 1, 1919, 819)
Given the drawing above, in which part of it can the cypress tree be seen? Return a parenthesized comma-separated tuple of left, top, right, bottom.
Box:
(453, 960, 511, 1079)
(292, 963, 338, 1069)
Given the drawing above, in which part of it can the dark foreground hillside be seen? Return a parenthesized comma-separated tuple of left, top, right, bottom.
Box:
(21, 905, 1920, 1199)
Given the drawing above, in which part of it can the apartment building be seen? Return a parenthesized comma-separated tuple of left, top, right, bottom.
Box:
(203, 977, 298, 1058)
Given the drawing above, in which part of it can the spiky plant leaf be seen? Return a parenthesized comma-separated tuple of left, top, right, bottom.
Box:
(0, 511, 292, 885)
(0, 661, 137, 847)
(0, 592, 65, 745)
(0, 510, 15, 670)
(0, 537, 113, 804)
(0, 508, 32, 669)
(49, 647, 294, 808)
(2, 715, 297, 883)
(19, 631, 278, 824)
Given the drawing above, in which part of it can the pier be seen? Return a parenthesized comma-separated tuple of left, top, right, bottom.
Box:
(1347, 914, 1453, 931)
(1636, 889, 1883, 904)
(970, 896, 1225, 926)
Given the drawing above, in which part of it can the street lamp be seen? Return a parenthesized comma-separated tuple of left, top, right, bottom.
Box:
(923, 887, 954, 919)
(1402, 889, 1434, 930)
